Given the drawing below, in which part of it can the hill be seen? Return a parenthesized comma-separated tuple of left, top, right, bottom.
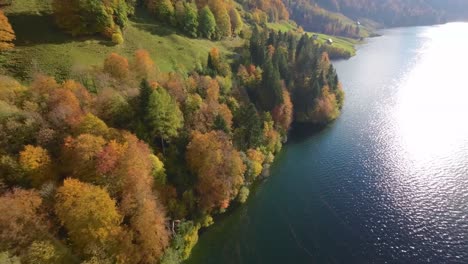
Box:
(1, 0, 244, 81)
(0, 1, 348, 264)
(287, 0, 468, 36)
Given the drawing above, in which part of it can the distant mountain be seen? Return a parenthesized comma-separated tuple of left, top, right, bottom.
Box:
(284, 0, 468, 37)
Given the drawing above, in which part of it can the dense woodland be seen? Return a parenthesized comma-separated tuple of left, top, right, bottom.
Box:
(0, 0, 345, 263)
(286, 0, 468, 36)
(2, 0, 465, 263)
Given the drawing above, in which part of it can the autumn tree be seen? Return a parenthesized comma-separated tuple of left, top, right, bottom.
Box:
(113, 134, 170, 263)
(0, 189, 45, 250)
(0, 252, 20, 264)
(62, 134, 106, 183)
(147, 0, 175, 24)
(53, 0, 128, 37)
(134, 49, 156, 80)
(103, 53, 130, 80)
(309, 85, 340, 123)
(199, 6, 216, 39)
(0, 76, 24, 104)
(55, 178, 122, 257)
(96, 140, 127, 179)
(146, 86, 184, 150)
(19, 145, 54, 187)
(272, 88, 293, 132)
(209, 0, 231, 38)
(150, 154, 166, 185)
(75, 113, 110, 137)
(186, 131, 245, 212)
(0, 10, 15, 51)
(246, 148, 265, 181)
(207, 47, 230, 77)
(263, 113, 281, 153)
(30, 74, 59, 97)
(229, 8, 243, 35)
(95, 88, 132, 127)
(47, 87, 84, 128)
(23, 240, 64, 264)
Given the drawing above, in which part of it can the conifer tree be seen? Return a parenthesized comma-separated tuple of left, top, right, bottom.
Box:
(259, 58, 283, 111)
(146, 87, 184, 151)
(199, 6, 216, 39)
(183, 2, 198, 37)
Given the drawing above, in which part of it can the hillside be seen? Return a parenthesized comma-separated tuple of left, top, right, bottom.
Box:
(0, 0, 348, 264)
(1, 0, 244, 81)
(287, 0, 468, 36)
(267, 20, 359, 58)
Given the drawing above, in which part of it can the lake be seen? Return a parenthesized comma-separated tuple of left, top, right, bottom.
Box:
(186, 23, 468, 264)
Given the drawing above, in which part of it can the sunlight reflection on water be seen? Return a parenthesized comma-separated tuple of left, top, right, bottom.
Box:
(395, 23, 468, 160)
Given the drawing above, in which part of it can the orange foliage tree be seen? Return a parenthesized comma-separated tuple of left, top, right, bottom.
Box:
(0, 189, 45, 250)
(0, 10, 15, 51)
(186, 131, 245, 212)
(272, 88, 293, 133)
(134, 49, 156, 80)
(108, 133, 170, 263)
(62, 134, 106, 182)
(47, 88, 84, 128)
(311, 85, 340, 123)
(104, 53, 130, 80)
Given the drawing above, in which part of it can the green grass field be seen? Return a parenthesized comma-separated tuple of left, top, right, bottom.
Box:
(1, 1, 244, 81)
(267, 21, 360, 57)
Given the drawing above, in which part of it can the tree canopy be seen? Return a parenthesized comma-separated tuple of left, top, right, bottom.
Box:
(0, 10, 15, 51)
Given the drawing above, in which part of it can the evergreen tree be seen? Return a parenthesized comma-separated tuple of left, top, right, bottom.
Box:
(213, 114, 229, 133)
(146, 87, 184, 151)
(233, 103, 264, 150)
(152, 0, 175, 24)
(259, 58, 283, 111)
(199, 6, 216, 39)
(249, 26, 266, 66)
(183, 2, 198, 37)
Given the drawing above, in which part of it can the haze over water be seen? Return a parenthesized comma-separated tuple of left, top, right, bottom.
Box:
(186, 23, 468, 264)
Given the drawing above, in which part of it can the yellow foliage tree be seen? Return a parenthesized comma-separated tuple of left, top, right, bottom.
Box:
(75, 113, 110, 137)
(0, 10, 15, 51)
(311, 85, 340, 123)
(55, 178, 122, 256)
(19, 145, 54, 187)
(247, 148, 265, 179)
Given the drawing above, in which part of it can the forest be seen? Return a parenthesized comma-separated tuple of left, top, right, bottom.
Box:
(286, 0, 468, 36)
(0, 0, 343, 263)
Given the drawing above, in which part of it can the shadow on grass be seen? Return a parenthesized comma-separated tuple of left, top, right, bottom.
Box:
(8, 13, 106, 46)
(130, 7, 179, 37)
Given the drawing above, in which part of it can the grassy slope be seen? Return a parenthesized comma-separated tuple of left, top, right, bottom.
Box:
(267, 20, 360, 57)
(1, 0, 244, 81)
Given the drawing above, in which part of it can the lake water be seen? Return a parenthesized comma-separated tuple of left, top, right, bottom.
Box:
(186, 23, 468, 264)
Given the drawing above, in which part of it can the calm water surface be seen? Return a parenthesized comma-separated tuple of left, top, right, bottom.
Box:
(186, 23, 468, 264)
